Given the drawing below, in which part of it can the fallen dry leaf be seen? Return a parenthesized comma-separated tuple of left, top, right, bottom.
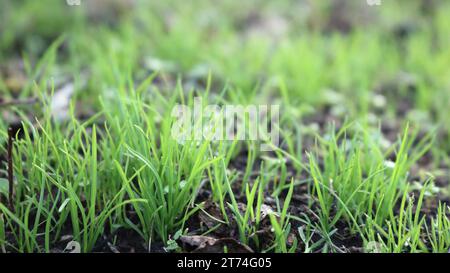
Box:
(51, 82, 75, 121)
(180, 235, 253, 253)
(63, 241, 81, 253)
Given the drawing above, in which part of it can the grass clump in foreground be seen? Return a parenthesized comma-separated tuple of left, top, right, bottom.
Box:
(0, 0, 449, 253)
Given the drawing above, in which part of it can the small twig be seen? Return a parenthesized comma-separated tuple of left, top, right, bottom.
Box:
(0, 97, 38, 107)
(7, 127, 14, 210)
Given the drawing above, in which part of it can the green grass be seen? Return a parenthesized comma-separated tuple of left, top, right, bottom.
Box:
(0, 0, 449, 253)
